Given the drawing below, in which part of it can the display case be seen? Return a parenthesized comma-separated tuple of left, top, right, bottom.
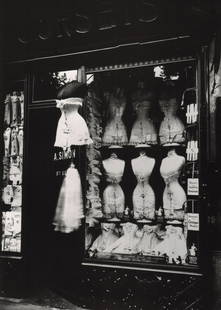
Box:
(0, 84, 25, 256)
(83, 57, 206, 274)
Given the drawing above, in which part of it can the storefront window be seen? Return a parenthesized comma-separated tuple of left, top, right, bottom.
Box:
(84, 60, 200, 270)
(1, 89, 24, 253)
(33, 70, 78, 101)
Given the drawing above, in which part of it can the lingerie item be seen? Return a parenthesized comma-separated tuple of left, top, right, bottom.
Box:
(4, 95, 11, 125)
(160, 154, 186, 212)
(9, 165, 22, 185)
(17, 128, 23, 156)
(89, 223, 119, 253)
(103, 184, 125, 219)
(11, 185, 22, 207)
(129, 119, 157, 145)
(153, 225, 187, 263)
(137, 225, 161, 254)
(106, 222, 141, 254)
(159, 117, 185, 145)
(133, 183, 155, 220)
(4, 128, 11, 157)
(11, 93, 19, 125)
(102, 98, 128, 146)
(11, 128, 19, 156)
(54, 98, 93, 148)
(19, 92, 24, 123)
(2, 185, 13, 205)
(53, 164, 84, 233)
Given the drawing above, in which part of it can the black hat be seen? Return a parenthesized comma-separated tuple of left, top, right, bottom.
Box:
(57, 81, 88, 100)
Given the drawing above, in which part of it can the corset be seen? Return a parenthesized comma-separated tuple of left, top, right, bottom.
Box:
(102, 118, 128, 145)
(105, 172, 123, 184)
(159, 116, 185, 145)
(129, 118, 157, 145)
(133, 182, 155, 220)
(103, 184, 125, 217)
(162, 172, 180, 185)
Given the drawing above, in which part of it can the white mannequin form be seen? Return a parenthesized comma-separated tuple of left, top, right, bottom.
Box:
(102, 89, 128, 145)
(102, 152, 125, 220)
(129, 100, 157, 145)
(159, 97, 185, 145)
(160, 148, 186, 220)
(131, 149, 155, 220)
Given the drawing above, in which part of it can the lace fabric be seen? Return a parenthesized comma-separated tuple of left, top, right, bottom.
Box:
(53, 164, 84, 233)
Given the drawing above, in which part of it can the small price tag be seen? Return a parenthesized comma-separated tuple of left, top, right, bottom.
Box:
(187, 213, 199, 231)
(187, 178, 199, 196)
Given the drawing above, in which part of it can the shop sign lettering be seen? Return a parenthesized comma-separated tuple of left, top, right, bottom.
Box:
(17, 1, 159, 44)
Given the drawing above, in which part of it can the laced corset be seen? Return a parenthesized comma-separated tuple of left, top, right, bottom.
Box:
(132, 155, 155, 219)
(130, 102, 157, 145)
(102, 99, 128, 145)
(54, 101, 92, 148)
(160, 153, 186, 210)
(103, 157, 125, 217)
(132, 155, 155, 184)
(159, 98, 185, 145)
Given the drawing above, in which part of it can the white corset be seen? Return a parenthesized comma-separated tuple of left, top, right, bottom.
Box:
(160, 152, 186, 211)
(54, 100, 93, 148)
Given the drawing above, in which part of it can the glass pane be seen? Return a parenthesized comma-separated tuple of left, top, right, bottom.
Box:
(1, 90, 24, 253)
(84, 60, 200, 268)
(33, 70, 78, 101)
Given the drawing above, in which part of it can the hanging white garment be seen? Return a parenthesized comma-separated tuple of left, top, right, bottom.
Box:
(54, 98, 93, 148)
(53, 163, 84, 233)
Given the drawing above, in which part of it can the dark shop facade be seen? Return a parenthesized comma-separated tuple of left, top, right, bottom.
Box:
(0, 1, 221, 309)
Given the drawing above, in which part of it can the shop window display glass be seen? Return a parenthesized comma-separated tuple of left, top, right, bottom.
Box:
(84, 60, 200, 270)
(1, 90, 24, 253)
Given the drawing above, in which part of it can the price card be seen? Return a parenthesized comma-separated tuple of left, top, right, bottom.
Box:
(187, 178, 199, 196)
(187, 213, 199, 231)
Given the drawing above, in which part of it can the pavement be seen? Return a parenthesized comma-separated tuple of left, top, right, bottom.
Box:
(0, 291, 90, 310)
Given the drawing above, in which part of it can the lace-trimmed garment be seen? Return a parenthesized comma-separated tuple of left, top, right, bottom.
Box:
(53, 164, 84, 233)
(132, 155, 155, 220)
(54, 98, 93, 148)
(160, 152, 186, 212)
(102, 99, 128, 146)
(103, 157, 125, 219)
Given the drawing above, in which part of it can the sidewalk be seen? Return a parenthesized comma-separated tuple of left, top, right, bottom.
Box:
(0, 290, 89, 310)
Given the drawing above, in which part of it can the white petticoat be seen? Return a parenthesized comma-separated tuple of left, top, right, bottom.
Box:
(54, 112, 93, 148)
(53, 165, 84, 233)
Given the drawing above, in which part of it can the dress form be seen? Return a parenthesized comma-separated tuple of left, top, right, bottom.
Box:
(131, 151, 155, 220)
(103, 153, 125, 220)
(102, 90, 128, 146)
(54, 98, 93, 149)
(129, 100, 157, 145)
(89, 223, 119, 253)
(159, 97, 185, 145)
(160, 148, 186, 221)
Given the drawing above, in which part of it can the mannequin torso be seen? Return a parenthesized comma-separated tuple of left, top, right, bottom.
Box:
(160, 149, 186, 216)
(103, 154, 125, 220)
(131, 153, 155, 220)
(130, 101, 157, 145)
